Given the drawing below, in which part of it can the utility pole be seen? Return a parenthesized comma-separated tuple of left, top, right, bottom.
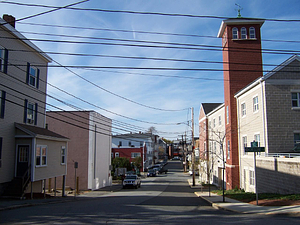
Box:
(191, 107, 195, 186)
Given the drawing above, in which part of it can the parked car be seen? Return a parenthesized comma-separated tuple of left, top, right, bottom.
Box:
(158, 167, 168, 174)
(122, 175, 141, 189)
(147, 169, 156, 177)
(189, 170, 199, 176)
(172, 156, 181, 160)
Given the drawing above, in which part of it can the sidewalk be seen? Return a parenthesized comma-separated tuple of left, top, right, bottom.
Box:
(0, 183, 122, 211)
(188, 179, 300, 216)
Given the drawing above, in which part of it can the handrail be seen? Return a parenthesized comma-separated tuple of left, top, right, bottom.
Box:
(21, 164, 31, 193)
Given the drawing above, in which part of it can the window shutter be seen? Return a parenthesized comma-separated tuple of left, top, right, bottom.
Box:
(0, 91, 6, 119)
(26, 63, 30, 84)
(3, 49, 8, 74)
(23, 99, 28, 123)
(36, 69, 40, 89)
(34, 103, 38, 125)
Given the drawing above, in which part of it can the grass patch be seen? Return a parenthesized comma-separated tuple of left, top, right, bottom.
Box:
(212, 189, 300, 203)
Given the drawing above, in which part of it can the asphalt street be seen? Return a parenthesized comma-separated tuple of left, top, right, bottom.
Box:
(0, 161, 299, 224)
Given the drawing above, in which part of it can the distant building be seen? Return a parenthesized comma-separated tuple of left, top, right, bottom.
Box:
(112, 133, 159, 169)
(46, 111, 112, 190)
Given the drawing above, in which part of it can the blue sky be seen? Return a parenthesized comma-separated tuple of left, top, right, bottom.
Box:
(1, 0, 299, 140)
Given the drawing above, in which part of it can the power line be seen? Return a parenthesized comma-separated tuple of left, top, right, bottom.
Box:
(1, 1, 300, 22)
(18, 22, 300, 44)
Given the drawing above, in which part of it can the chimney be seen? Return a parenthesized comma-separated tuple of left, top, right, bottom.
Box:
(3, 14, 15, 28)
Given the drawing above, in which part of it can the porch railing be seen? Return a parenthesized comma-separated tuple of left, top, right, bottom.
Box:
(21, 164, 31, 196)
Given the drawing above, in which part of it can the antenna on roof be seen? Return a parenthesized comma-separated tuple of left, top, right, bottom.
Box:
(235, 3, 243, 18)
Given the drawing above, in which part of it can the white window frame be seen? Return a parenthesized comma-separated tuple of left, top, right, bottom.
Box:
(249, 27, 256, 39)
(29, 66, 38, 87)
(0, 46, 5, 72)
(131, 152, 141, 158)
(253, 96, 259, 112)
(36, 145, 47, 167)
(61, 146, 66, 165)
(254, 133, 260, 147)
(250, 170, 255, 186)
(27, 102, 35, 124)
(291, 92, 300, 108)
(226, 106, 229, 124)
(232, 27, 238, 39)
(227, 140, 230, 159)
(241, 102, 246, 117)
(242, 136, 247, 155)
(241, 27, 247, 39)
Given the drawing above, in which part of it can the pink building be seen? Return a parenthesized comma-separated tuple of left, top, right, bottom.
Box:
(46, 111, 112, 191)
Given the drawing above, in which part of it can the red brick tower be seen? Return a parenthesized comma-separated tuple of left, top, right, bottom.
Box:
(217, 18, 265, 189)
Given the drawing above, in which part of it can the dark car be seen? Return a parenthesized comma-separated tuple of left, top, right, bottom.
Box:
(147, 169, 156, 177)
(158, 167, 168, 174)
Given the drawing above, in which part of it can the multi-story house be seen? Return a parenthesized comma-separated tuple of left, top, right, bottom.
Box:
(0, 15, 68, 197)
(46, 111, 112, 190)
(112, 132, 158, 170)
(235, 55, 300, 194)
(199, 103, 225, 187)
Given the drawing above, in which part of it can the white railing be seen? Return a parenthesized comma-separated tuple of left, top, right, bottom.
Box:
(265, 153, 300, 158)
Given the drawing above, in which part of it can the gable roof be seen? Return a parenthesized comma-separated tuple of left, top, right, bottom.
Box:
(235, 55, 300, 98)
(201, 103, 223, 114)
(0, 17, 52, 62)
(15, 123, 68, 141)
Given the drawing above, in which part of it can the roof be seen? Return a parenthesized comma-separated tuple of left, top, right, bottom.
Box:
(235, 55, 300, 98)
(0, 17, 52, 62)
(15, 123, 68, 141)
(217, 17, 265, 38)
(201, 103, 223, 114)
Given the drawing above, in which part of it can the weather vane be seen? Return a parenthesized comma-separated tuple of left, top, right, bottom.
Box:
(235, 3, 243, 18)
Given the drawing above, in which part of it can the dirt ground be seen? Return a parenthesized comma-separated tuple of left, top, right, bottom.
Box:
(248, 199, 300, 206)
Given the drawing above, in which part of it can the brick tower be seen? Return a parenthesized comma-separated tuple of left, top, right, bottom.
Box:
(217, 17, 265, 189)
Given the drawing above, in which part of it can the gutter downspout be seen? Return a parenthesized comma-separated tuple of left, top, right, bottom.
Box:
(236, 96, 242, 189)
(260, 79, 267, 154)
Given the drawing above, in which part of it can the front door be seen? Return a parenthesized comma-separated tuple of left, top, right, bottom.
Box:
(17, 145, 29, 177)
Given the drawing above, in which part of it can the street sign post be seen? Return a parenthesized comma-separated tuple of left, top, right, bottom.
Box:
(244, 142, 265, 205)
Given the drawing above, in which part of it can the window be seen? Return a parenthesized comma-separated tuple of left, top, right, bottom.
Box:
(118, 141, 122, 147)
(115, 152, 119, 158)
(232, 27, 238, 39)
(253, 96, 259, 112)
(131, 152, 141, 158)
(292, 92, 300, 107)
(249, 27, 256, 39)
(213, 119, 216, 128)
(26, 63, 39, 88)
(36, 145, 47, 166)
(294, 133, 300, 149)
(140, 142, 143, 147)
(0, 45, 8, 73)
(219, 115, 221, 126)
(241, 103, 246, 117)
(254, 134, 260, 147)
(0, 91, 6, 119)
(226, 106, 229, 124)
(128, 141, 131, 147)
(61, 146, 66, 164)
(241, 27, 247, 39)
(250, 170, 255, 185)
(19, 146, 28, 162)
(242, 136, 247, 154)
(213, 142, 216, 153)
(0, 137, 2, 168)
(24, 100, 38, 125)
(227, 140, 230, 159)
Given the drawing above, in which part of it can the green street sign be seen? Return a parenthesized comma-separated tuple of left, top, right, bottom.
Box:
(244, 147, 265, 152)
